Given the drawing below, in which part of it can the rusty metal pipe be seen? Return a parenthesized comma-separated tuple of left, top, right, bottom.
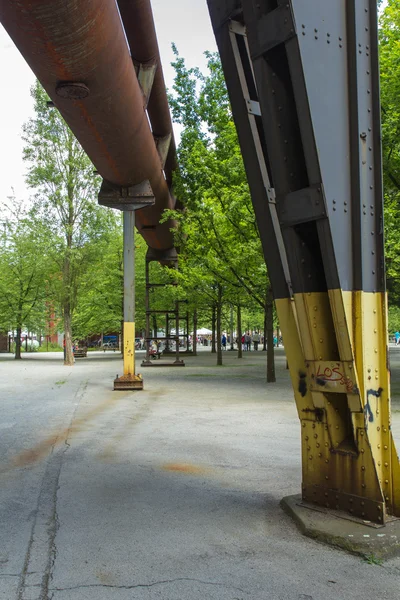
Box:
(0, 0, 175, 250)
(117, 0, 178, 185)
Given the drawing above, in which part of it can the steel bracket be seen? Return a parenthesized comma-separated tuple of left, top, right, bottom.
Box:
(134, 61, 157, 107)
(154, 133, 172, 168)
(246, 99, 261, 116)
(114, 374, 144, 391)
(278, 186, 326, 227)
(98, 179, 155, 211)
(302, 485, 385, 524)
(251, 4, 297, 60)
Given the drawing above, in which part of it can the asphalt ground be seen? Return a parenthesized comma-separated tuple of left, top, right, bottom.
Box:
(0, 346, 400, 600)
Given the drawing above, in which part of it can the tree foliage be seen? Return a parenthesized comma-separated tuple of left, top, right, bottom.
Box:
(23, 81, 118, 362)
(0, 197, 50, 357)
(380, 1, 400, 307)
(168, 48, 269, 311)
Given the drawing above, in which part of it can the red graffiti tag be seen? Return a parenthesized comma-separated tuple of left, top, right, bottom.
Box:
(316, 364, 354, 392)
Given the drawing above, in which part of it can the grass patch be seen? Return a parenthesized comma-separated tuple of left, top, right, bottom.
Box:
(364, 554, 383, 566)
(38, 345, 63, 352)
(55, 380, 66, 385)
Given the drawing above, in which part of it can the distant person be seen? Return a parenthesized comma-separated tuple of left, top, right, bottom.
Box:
(395, 331, 400, 346)
(241, 334, 246, 351)
(245, 332, 251, 351)
(253, 331, 260, 351)
(221, 333, 227, 350)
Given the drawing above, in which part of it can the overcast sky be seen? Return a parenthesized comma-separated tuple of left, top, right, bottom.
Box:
(0, 0, 217, 204)
(0, 1, 389, 205)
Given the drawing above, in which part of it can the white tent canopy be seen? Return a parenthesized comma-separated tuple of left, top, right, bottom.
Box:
(192, 327, 213, 335)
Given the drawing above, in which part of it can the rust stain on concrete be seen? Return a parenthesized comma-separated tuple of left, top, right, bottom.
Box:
(162, 463, 208, 475)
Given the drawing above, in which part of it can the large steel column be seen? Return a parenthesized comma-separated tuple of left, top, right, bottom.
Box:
(208, 0, 400, 523)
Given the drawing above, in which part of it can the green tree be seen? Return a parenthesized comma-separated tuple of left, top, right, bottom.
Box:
(23, 81, 117, 365)
(379, 1, 400, 305)
(0, 197, 49, 358)
(168, 48, 275, 378)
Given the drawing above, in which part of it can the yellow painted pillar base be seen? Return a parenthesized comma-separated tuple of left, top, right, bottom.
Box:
(275, 290, 400, 523)
(114, 321, 143, 390)
(123, 321, 135, 377)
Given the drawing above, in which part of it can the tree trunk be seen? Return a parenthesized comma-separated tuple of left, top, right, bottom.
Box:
(15, 325, 22, 359)
(237, 304, 243, 359)
(262, 308, 267, 351)
(230, 304, 234, 351)
(63, 230, 74, 365)
(193, 309, 197, 356)
(216, 285, 222, 366)
(266, 286, 276, 383)
(64, 304, 74, 365)
(211, 304, 216, 353)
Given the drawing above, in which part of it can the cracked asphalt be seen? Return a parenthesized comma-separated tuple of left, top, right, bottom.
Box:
(1, 347, 400, 600)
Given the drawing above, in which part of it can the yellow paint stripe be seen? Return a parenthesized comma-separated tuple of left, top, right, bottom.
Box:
(123, 321, 135, 376)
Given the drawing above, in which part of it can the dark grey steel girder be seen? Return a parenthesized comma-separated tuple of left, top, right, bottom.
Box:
(207, 0, 384, 298)
(207, 0, 400, 523)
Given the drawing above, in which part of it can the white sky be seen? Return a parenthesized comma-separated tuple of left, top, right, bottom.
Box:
(0, 0, 217, 204)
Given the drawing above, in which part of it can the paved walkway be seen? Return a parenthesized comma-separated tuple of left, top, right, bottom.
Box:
(0, 348, 400, 599)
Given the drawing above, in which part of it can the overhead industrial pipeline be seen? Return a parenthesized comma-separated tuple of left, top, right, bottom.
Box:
(117, 0, 178, 187)
(0, 0, 177, 251)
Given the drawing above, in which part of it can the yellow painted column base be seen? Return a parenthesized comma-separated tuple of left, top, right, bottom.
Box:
(123, 321, 136, 377)
(114, 321, 143, 390)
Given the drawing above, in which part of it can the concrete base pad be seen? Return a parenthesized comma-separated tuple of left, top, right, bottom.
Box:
(281, 494, 400, 560)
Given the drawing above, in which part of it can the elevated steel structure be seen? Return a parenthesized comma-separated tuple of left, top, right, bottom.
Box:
(1, 0, 399, 523)
(207, 0, 400, 523)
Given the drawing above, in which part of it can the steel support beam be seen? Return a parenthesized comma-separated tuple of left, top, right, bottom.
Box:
(141, 250, 185, 368)
(208, 0, 400, 523)
(99, 180, 155, 390)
